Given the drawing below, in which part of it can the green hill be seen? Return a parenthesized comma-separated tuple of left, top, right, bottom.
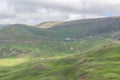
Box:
(0, 24, 57, 42)
(0, 40, 120, 80)
(1, 16, 120, 80)
(1, 16, 120, 41)
(0, 24, 10, 28)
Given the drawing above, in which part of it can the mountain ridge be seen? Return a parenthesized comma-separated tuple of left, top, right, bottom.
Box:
(36, 21, 64, 29)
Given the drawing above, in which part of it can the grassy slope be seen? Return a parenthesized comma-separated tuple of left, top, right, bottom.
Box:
(0, 24, 48, 40)
(0, 38, 109, 58)
(0, 39, 117, 80)
(45, 43, 120, 80)
(0, 24, 70, 42)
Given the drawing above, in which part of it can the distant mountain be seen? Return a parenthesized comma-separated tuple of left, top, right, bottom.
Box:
(0, 24, 10, 28)
(1, 16, 120, 42)
(36, 21, 63, 29)
(50, 16, 120, 39)
(0, 24, 49, 42)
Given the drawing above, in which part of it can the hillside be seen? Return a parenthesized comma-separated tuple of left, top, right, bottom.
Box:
(0, 23, 69, 42)
(0, 24, 54, 42)
(1, 16, 120, 41)
(0, 16, 120, 80)
(36, 21, 63, 29)
(50, 16, 120, 39)
(0, 40, 120, 80)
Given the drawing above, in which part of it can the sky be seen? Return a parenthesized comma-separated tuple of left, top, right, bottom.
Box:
(0, 0, 120, 25)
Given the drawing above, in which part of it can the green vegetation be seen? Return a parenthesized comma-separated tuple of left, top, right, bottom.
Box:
(0, 39, 120, 80)
(50, 17, 120, 39)
(1, 16, 120, 80)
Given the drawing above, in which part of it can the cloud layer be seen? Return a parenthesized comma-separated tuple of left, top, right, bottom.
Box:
(0, 0, 120, 25)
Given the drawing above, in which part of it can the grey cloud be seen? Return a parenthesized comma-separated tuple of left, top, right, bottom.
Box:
(6, 0, 120, 14)
(1, 0, 120, 24)
(0, 13, 15, 19)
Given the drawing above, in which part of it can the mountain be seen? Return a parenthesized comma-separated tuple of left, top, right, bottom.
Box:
(1, 16, 120, 41)
(1, 16, 120, 58)
(0, 24, 50, 58)
(50, 16, 120, 39)
(0, 24, 53, 41)
(36, 21, 63, 29)
(0, 24, 10, 28)
(0, 24, 39, 40)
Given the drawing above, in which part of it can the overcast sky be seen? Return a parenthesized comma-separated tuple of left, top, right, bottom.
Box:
(0, 0, 120, 25)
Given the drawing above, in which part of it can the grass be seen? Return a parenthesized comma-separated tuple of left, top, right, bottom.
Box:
(0, 39, 119, 80)
(0, 58, 27, 67)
